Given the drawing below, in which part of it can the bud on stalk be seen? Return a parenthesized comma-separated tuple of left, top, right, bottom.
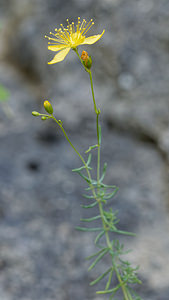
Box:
(44, 100, 53, 114)
(81, 51, 92, 69)
(32, 111, 40, 116)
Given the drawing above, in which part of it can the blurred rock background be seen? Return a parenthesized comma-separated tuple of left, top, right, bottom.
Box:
(0, 0, 169, 299)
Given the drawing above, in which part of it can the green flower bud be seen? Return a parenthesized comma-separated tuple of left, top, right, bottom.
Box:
(32, 111, 40, 116)
(44, 100, 53, 114)
(41, 116, 48, 120)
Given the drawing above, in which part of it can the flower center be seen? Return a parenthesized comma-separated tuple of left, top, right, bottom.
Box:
(69, 32, 85, 47)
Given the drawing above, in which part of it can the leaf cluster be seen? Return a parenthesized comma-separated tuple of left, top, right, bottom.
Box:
(73, 153, 142, 300)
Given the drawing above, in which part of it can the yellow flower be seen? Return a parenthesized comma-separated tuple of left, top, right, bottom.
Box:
(45, 18, 105, 64)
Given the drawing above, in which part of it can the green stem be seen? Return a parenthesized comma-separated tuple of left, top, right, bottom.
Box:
(73, 47, 134, 300)
(88, 70, 100, 185)
(51, 116, 132, 300)
(89, 70, 98, 114)
(51, 115, 98, 200)
(52, 116, 88, 173)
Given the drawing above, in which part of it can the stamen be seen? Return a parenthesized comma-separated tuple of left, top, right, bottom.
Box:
(81, 19, 93, 34)
(45, 35, 52, 40)
(46, 17, 99, 51)
(45, 35, 61, 42)
(49, 32, 57, 37)
(72, 22, 75, 33)
(59, 31, 70, 43)
(48, 42, 62, 45)
(79, 19, 86, 31)
(82, 20, 94, 35)
(76, 17, 81, 31)
(60, 24, 66, 32)
(67, 23, 72, 35)
(66, 19, 70, 29)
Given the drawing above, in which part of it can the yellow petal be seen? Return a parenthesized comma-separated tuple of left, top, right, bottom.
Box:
(48, 48, 70, 64)
(81, 30, 105, 45)
(48, 44, 67, 52)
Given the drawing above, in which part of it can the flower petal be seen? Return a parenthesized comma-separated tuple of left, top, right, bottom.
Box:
(81, 30, 105, 45)
(48, 48, 70, 64)
(48, 44, 67, 52)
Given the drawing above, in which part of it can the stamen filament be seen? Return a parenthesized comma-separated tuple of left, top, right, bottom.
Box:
(81, 19, 93, 34)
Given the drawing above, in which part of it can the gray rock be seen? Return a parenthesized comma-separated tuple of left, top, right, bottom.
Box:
(0, 0, 169, 299)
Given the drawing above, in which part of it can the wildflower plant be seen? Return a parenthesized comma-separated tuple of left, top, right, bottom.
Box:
(32, 18, 142, 300)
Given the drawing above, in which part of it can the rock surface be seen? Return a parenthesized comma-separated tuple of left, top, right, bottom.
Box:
(0, 1, 169, 299)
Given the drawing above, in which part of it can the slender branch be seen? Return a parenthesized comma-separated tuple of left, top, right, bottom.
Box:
(88, 70, 101, 187)
(51, 115, 99, 201)
(73, 48, 134, 300)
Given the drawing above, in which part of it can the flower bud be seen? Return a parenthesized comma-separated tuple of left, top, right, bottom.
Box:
(41, 116, 48, 120)
(81, 51, 92, 69)
(44, 100, 53, 114)
(81, 50, 88, 61)
(32, 111, 40, 116)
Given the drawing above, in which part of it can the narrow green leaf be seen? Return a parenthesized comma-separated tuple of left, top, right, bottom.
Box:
(90, 267, 112, 286)
(99, 183, 118, 189)
(105, 268, 114, 290)
(77, 172, 91, 183)
(111, 228, 136, 236)
(88, 248, 108, 271)
(96, 288, 116, 294)
(86, 153, 92, 165)
(99, 162, 107, 183)
(80, 215, 101, 222)
(76, 227, 102, 232)
(72, 166, 85, 172)
(72, 165, 92, 172)
(104, 188, 119, 199)
(85, 144, 98, 153)
(96, 283, 121, 294)
(95, 230, 105, 245)
(81, 201, 98, 209)
(82, 194, 95, 199)
(86, 248, 107, 260)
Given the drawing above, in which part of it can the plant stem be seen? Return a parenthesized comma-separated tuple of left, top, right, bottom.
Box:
(51, 116, 89, 174)
(68, 48, 134, 300)
(86, 60, 133, 300)
(51, 115, 99, 200)
(51, 114, 132, 300)
(88, 70, 100, 184)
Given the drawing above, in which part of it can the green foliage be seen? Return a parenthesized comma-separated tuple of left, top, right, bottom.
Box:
(73, 150, 142, 300)
(32, 42, 142, 300)
(0, 84, 10, 102)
